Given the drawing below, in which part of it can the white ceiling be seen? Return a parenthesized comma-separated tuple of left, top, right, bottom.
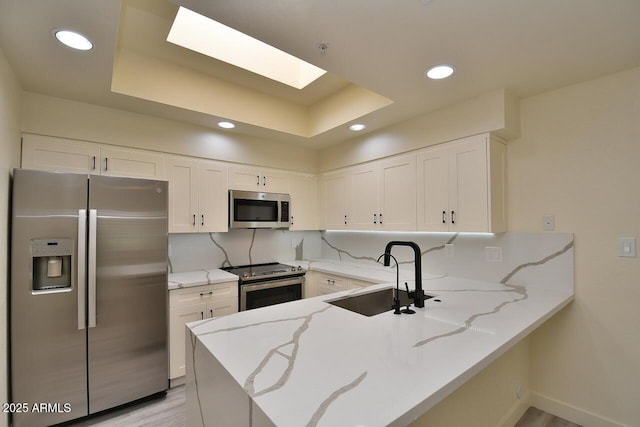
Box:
(1, 0, 639, 148)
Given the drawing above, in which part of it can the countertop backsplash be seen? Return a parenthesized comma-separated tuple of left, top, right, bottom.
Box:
(169, 230, 573, 293)
(319, 231, 574, 291)
(168, 229, 322, 273)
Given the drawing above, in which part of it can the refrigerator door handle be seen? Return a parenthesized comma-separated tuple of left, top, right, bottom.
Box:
(77, 209, 87, 330)
(88, 209, 98, 328)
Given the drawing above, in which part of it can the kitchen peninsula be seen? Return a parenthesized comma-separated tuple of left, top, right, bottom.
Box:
(185, 259, 574, 427)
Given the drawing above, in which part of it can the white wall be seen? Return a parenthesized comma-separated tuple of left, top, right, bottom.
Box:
(317, 88, 520, 171)
(508, 66, 640, 426)
(21, 92, 319, 173)
(0, 47, 23, 427)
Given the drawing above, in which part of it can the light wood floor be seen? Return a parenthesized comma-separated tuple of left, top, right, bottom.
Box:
(514, 406, 582, 427)
(64, 386, 581, 427)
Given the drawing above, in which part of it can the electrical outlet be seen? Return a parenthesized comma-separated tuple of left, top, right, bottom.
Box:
(542, 214, 555, 231)
(485, 246, 502, 262)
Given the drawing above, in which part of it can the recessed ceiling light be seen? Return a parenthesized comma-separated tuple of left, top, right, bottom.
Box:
(349, 123, 366, 131)
(218, 121, 235, 129)
(54, 30, 93, 51)
(425, 64, 455, 80)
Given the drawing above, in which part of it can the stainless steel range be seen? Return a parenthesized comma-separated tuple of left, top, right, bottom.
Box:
(222, 262, 306, 311)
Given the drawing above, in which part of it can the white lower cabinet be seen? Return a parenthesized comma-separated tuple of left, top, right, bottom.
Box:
(315, 272, 378, 296)
(169, 282, 237, 379)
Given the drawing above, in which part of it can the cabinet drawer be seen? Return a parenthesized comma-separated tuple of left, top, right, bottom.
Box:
(170, 281, 238, 308)
(317, 274, 349, 294)
(349, 278, 377, 290)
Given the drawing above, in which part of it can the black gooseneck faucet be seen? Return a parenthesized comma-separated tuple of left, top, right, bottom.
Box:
(382, 241, 427, 308)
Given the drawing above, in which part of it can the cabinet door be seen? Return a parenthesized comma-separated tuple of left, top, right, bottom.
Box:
(100, 147, 165, 179)
(320, 172, 349, 229)
(449, 138, 488, 232)
(169, 303, 207, 379)
(166, 157, 199, 233)
(416, 146, 450, 231)
(198, 160, 228, 232)
(289, 172, 317, 230)
(205, 297, 238, 319)
(379, 154, 416, 231)
(21, 134, 100, 174)
(228, 165, 261, 191)
(349, 164, 380, 230)
(262, 168, 289, 193)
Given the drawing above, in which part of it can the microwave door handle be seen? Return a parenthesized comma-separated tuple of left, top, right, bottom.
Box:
(77, 209, 87, 330)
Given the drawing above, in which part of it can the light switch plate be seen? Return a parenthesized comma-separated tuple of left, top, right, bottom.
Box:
(618, 237, 636, 258)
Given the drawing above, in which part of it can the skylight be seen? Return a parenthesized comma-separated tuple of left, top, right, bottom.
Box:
(167, 7, 326, 90)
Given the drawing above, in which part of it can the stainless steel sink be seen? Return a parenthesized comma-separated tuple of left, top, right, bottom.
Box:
(328, 288, 432, 317)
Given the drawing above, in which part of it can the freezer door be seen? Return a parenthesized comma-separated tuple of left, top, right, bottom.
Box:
(10, 169, 89, 427)
(87, 175, 168, 413)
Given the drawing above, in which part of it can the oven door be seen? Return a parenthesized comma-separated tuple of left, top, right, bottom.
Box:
(240, 276, 305, 311)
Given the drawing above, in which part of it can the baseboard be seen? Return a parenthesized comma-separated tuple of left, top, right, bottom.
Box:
(530, 392, 628, 427)
(169, 376, 185, 388)
(496, 393, 531, 427)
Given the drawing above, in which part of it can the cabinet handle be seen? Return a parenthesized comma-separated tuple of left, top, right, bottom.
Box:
(291, 215, 294, 225)
(344, 215, 347, 225)
(256, 175, 260, 186)
(200, 311, 204, 320)
(451, 210, 455, 224)
(379, 213, 383, 224)
(193, 214, 196, 226)
(201, 214, 205, 226)
(373, 213, 377, 224)
(104, 157, 108, 171)
(92, 156, 96, 170)
(199, 291, 213, 296)
(210, 309, 213, 318)
(263, 176, 266, 186)
(442, 211, 446, 224)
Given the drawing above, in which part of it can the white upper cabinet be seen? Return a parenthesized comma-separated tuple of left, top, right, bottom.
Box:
(417, 134, 506, 232)
(347, 153, 417, 231)
(377, 154, 417, 231)
(288, 172, 317, 230)
(318, 171, 349, 230)
(166, 157, 228, 233)
(22, 134, 101, 174)
(228, 165, 289, 193)
(22, 134, 165, 179)
(99, 146, 165, 179)
(198, 160, 229, 232)
(348, 163, 380, 230)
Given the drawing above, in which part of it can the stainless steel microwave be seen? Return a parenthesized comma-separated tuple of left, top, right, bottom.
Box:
(229, 190, 291, 229)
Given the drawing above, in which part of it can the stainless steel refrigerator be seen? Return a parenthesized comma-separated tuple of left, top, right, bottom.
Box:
(10, 169, 168, 427)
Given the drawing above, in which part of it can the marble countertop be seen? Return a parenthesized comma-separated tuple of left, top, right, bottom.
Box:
(187, 273, 574, 426)
(168, 269, 238, 290)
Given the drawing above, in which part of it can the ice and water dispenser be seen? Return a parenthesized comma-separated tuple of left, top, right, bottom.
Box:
(31, 238, 73, 292)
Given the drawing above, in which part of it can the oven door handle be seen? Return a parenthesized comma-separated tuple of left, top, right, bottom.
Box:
(242, 277, 305, 292)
